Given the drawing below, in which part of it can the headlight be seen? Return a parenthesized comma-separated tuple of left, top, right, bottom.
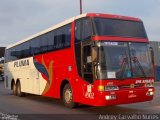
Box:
(105, 86, 119, 91)
(98, 85, 119, 91)
(105, 95, 117, 100)
(146, 83, 154, 88)
(146, 91, 154, 96)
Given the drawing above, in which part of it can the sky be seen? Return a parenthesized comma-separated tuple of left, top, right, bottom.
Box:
(0, 0, 160, 47)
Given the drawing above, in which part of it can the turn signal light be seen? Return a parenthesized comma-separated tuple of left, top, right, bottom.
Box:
(98, 85, 104, 91)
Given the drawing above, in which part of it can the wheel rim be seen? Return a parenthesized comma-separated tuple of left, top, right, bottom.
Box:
(64, 89, 72, 103)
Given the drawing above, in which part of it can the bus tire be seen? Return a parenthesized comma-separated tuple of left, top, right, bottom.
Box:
(16, 82, 25, 97)
(62, 84, 78, 108)
(12, 83, 17, 96)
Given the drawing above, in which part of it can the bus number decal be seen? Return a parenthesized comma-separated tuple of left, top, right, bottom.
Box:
(85, 85, 94, 99)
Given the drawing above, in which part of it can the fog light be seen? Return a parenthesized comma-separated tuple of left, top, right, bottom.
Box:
(105, 95, 116, 100)
(105, 96, 111, 100)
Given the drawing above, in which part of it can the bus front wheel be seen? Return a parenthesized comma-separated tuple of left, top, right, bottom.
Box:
(62, 84, 78, 108)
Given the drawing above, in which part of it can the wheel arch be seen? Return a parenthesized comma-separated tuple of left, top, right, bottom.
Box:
(11, 79, 15, 90)
(60, 79, 70, 99)
(16, 79, 20, 85)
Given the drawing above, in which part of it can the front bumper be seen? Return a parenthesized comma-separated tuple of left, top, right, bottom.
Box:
(93, 88, 154, 106)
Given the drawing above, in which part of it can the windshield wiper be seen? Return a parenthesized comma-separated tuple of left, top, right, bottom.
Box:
(132, 56, 146, 78)
(119, 57, 131, 79)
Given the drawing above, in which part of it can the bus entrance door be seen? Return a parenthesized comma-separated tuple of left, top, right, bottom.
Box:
(82, 44, 93, 83)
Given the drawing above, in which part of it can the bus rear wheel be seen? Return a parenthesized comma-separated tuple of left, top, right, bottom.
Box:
(62, 84, 78, 108)
(16, 82, 25, 97)
(12, 83, 17, 96)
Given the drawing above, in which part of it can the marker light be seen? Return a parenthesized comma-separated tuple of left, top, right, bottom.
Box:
(146, 83, 154, 88)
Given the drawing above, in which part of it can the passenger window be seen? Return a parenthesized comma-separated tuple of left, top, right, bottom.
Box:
(63, 24, 71, 47)
(31, 38, 40, 55)
(21, 42, 30, 58)
(48, 31, 55, 51)
(16, 45, 21, 59)
(41, 34, 48, 53)
(10, 47, 16, 61)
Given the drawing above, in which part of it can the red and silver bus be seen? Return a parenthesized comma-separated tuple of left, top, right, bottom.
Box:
(4, 13, 155, 108)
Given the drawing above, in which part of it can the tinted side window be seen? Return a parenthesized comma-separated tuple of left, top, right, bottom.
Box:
(53, 24, 71, 50)
(31, 38, 40, 55)
(54, 29, 59, 49)
(6, 24, 72, 62)
(75, 18, 92, 43)
(57, 28, 63, 49)
(63, 24, 71, 47)
(41, 34, 48, 53)
(11, 47, 16, 60)
(75, 20, 82, 42)
(82, 19, 92, 40)
(21, 42, 30, 58)
(48, 31, 55, 51)
(16, 45, 21, 59)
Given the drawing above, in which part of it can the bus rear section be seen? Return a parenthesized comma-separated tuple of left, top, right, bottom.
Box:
(4, 13, 155, 107)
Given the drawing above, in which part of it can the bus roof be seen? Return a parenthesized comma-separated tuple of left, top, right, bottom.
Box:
(6, 13, 141, 49)
(87, 13, 141, 22)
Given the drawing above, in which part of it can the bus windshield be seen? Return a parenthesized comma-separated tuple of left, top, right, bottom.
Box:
(96, 42, 153, 80)
(93, 18, 147, 38)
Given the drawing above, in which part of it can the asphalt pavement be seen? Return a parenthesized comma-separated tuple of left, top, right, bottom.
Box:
(0, 81, 160, 120)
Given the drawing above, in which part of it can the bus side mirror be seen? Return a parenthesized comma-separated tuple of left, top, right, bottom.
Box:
(150, 47, 154, 64)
